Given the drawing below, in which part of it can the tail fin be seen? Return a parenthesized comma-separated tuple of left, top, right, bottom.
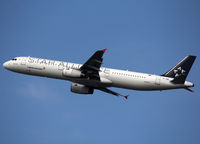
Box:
(162, 55, 196, 84)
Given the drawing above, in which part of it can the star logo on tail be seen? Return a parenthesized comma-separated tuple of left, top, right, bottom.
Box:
(173, 67, 186, 77)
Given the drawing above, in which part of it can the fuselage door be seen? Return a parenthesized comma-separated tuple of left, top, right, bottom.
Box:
(104, 68, 110, 77)
(155, 76, 161, 85)
(21, 58, 26, 65)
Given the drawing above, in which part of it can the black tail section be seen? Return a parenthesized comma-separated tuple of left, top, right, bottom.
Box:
(162, 55, 196, 84)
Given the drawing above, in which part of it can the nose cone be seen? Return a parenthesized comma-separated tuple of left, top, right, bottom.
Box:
(3, 61, 9, 69)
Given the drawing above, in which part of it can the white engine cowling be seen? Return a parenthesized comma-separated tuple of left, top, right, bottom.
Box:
(71, 83, 94, 94)
(63, 69, 82, 78)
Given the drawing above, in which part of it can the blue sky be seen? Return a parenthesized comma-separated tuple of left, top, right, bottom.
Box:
(1, 0, 200, 144)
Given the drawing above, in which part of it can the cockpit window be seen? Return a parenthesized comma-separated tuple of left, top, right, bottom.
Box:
(12, 58, 17, 61)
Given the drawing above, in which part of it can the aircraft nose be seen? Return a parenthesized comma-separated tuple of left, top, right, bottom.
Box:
(3, 61, 9, 69)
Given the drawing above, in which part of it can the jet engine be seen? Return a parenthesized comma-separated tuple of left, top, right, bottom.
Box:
(63, 69, 82, 78)
(71, 83, 94, 94)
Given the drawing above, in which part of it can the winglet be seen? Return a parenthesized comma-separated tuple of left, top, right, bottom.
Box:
(124, 95, 129, 99)
(102, 48, 107, 53)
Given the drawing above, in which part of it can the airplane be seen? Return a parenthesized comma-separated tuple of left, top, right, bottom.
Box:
(3, 49, 196, 99)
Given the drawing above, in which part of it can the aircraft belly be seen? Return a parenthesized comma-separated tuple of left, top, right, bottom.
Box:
(109, 76, 151, 90)
(108, 75, 182, 91)
(68, 78, 111, 88)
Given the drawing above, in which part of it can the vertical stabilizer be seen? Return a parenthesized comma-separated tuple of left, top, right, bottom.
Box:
(162, 55, 196, 84)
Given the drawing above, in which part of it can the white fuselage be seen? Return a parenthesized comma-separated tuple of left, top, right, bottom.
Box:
(3, 57, 194, 91)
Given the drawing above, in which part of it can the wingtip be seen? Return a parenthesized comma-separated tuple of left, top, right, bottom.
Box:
(124, 95, 129, 99)
(102, 48, 107, 53)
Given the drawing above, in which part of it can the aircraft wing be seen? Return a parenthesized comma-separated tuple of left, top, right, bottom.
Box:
(98, 87, 129, 99)
(80, 48, 107, 80)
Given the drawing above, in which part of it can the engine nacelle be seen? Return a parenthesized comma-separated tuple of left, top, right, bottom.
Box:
(71, 83, 94, 94)
(63, 69, 82, 78)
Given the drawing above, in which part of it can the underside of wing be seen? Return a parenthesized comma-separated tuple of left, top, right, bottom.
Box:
(98, 87, 129, 99)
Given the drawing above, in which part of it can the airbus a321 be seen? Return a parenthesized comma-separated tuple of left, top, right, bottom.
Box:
(3, 49, 196, 99)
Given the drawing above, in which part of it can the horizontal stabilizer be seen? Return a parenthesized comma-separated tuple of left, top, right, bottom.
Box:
(184, 87, 194, 92)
